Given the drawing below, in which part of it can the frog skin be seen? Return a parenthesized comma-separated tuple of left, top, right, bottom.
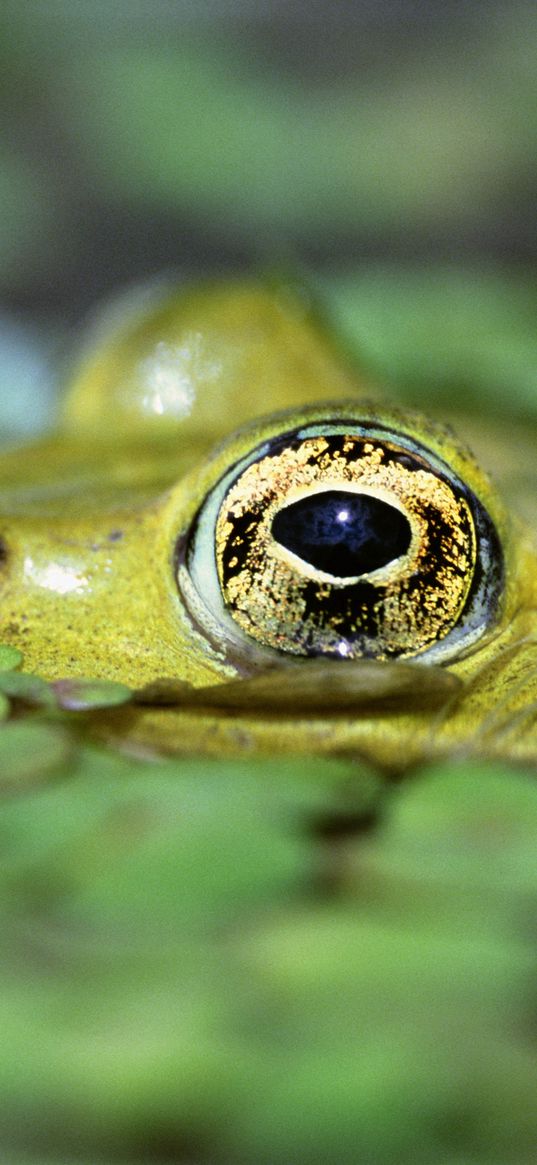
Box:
(0, 279, 535, 770)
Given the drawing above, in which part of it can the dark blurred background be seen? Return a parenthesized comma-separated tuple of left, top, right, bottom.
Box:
(0, 0, 535, 436)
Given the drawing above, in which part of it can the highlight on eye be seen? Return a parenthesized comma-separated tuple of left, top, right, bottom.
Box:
(181, 415, 504, 665)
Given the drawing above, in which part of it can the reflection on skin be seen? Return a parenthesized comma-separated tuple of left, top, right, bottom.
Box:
(23, 558, 89, 596)
(139, 334, 221, 419)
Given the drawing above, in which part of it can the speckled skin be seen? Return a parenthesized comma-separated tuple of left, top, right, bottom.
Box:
(0, 280, 535, 766)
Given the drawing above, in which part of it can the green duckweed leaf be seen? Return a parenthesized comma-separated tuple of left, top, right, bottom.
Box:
(383, 761, 537, 855)
(0, 671, 55, 707)
(0, 644, 23, 672)
(359, 761, 537, 899)
(0, 643, 23, 671)
(52, 677, 133, 711)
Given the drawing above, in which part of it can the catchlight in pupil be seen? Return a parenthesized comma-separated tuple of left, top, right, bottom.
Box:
(271, 490, 411, 578)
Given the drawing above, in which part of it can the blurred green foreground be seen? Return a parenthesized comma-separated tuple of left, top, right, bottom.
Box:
(1, 723, 537, 1164)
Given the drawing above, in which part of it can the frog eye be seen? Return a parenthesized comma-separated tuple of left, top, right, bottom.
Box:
(179, 417, 504, 665)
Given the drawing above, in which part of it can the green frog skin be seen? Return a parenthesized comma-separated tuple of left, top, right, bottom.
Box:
(0, 280, 535, 769)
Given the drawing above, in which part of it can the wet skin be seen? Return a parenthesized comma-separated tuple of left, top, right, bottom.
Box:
(0, 281, 535, 769)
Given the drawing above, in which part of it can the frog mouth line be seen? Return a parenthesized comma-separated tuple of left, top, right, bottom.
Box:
(134, 659, 461, 715)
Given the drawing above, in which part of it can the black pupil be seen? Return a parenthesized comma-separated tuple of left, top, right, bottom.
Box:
(271, 490, 411, 578)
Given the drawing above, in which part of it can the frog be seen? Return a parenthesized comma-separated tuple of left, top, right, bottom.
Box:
(0, 278, 535, 770)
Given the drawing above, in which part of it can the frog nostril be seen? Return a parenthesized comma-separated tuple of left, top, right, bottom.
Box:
(0, 538, 8, 566)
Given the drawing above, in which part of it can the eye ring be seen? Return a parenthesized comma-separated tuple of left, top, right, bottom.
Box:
(178, 413, 504, 668)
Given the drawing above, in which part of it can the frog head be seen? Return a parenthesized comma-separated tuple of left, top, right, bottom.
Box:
(0, 280, 535, 768)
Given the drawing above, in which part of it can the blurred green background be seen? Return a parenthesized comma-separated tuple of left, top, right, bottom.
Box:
(1, 5, 537, 1164)
(0, 0, 536, 439)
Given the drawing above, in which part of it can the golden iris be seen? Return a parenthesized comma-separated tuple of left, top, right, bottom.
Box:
(185, 419, 503, 664)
